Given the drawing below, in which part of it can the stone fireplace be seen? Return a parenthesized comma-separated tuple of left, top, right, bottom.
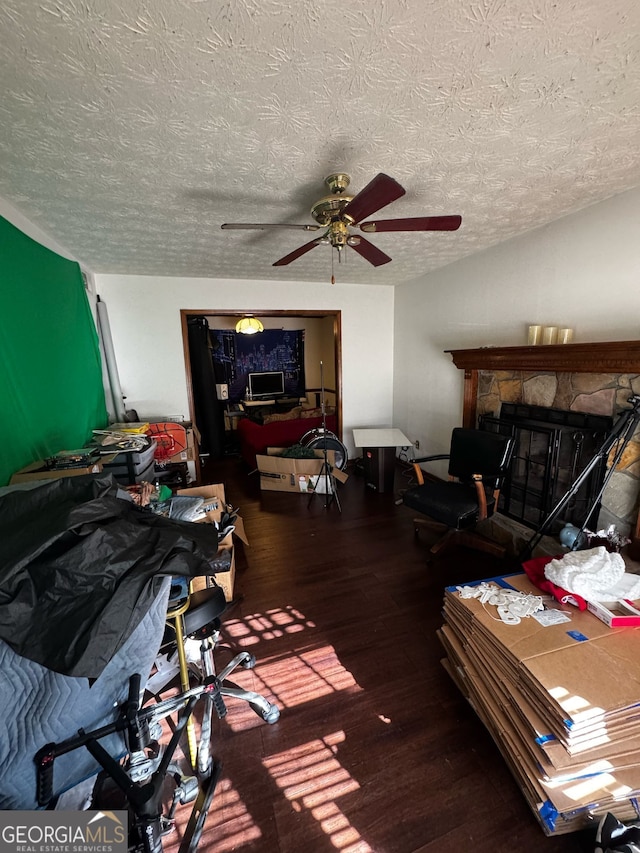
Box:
(447, 341, 640, 537)
(480, 402, 612, 533)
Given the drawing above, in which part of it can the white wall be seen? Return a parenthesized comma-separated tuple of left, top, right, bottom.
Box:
(93, 275, 395, 458)
(393, 186, 640, 472)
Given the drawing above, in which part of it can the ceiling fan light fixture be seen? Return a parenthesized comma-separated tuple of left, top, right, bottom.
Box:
(235, 317, 264, 335)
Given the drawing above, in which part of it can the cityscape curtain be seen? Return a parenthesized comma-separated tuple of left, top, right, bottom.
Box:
(211, 328, 305, 403)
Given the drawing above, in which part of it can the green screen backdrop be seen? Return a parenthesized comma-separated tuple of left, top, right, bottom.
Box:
(0, 215, 108, 485)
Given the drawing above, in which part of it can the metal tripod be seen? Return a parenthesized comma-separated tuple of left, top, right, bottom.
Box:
(308, 360, 341, 512)
(521, 394, 640, 560)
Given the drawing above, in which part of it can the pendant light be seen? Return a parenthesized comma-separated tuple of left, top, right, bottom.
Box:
(235, 317, 264, 335)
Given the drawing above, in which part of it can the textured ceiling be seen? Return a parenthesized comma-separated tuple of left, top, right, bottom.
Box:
(0, 0, 639, 286)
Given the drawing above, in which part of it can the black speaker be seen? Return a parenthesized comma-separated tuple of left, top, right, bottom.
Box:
(362, 446, 395, 493)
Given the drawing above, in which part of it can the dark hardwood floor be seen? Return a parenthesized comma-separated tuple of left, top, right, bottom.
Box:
(165, 454, 595, 853)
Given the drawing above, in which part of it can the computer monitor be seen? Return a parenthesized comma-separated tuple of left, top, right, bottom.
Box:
(247, 370, 285, 399)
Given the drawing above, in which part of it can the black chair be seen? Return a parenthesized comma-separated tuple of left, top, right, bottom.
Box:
(402, 427, 514, 560)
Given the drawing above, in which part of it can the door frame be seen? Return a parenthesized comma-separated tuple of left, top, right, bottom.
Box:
(180, 309, 343, 474)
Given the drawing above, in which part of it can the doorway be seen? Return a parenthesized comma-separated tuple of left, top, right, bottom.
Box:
(180, 309, 343, 478)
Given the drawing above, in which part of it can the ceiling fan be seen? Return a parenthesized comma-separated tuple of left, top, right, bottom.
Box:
(221, 172, 461, 269)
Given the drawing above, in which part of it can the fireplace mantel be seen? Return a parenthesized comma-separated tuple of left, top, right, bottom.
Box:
(447, 340, 640, 374)
(446, 340, 640, 428)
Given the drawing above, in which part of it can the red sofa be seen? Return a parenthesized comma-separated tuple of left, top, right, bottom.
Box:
(236, 412, 337, 469)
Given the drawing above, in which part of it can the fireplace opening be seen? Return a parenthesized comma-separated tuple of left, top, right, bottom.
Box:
(480, 403, 613, 533)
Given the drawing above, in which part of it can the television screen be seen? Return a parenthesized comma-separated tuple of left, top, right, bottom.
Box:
(248, 371, 285, 399)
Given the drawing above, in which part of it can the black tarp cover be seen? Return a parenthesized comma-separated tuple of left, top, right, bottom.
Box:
(0, 474, 229, 678)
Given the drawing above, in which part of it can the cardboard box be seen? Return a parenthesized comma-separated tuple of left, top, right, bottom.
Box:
(199, 545, 236, 603)
(10, 457, 112, 484)
(165, 426, 197, 463)
(176, 483, 248, 601)
(256, 448, 348, 493)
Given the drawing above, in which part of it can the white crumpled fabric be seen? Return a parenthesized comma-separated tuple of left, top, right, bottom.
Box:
(544, 546, 640, 602)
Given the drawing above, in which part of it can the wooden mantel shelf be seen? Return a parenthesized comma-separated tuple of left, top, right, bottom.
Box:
(447, 340, 640, 374)
(446, 340, 640, 428)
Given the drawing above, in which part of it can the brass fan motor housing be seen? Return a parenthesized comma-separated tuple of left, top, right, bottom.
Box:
(310, 173, 353, 226)
(311, 194, 353, 226)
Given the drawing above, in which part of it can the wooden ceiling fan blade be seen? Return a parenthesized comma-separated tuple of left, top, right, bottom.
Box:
(350, 237, 392, 267)
(341, 173, 405, 225)
(272, 238, 322, 266)
(221, 223, 321, 231)
(359, 215, 462, 233)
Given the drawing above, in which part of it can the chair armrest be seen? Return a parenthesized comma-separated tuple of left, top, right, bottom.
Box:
(472, 474, 489, 519)
(413, 453, 450, 464)
(411, 454, 450, 486)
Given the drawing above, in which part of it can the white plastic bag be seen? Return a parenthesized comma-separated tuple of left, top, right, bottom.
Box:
(309, 473, 334, 495)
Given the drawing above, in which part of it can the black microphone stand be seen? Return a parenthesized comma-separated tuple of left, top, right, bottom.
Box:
(308, 361, 341, 512)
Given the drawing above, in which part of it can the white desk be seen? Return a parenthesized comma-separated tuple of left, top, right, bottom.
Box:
(353, 428, 412, 493)
(353, 428, 411, 449)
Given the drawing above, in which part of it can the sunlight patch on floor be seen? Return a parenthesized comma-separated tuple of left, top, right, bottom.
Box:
(194, 777, 262, 852)
(223, 605, 317, 646)
(263, 732, 372, 852)
(221, 642, 360, 732)
(250, 645, 360, 709)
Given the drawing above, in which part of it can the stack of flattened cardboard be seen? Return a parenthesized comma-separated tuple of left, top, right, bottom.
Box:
(439, 572, 640, 836)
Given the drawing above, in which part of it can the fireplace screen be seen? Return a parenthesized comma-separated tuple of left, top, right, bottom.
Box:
(480, 403, 613, 532)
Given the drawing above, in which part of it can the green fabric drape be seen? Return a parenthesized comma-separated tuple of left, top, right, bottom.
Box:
(0, 215, 108, 485)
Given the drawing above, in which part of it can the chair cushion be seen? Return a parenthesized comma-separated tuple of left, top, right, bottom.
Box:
(183, 584, 227, 636)
(402, 481, 496, 530)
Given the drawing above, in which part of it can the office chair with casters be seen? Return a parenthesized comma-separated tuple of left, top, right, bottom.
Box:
(402, 427, 515, 560)
(158, 578, 280, 775)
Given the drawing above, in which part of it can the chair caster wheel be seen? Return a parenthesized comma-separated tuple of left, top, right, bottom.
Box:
(262, 704, 280, 724)
(241, 653, 256, 669)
